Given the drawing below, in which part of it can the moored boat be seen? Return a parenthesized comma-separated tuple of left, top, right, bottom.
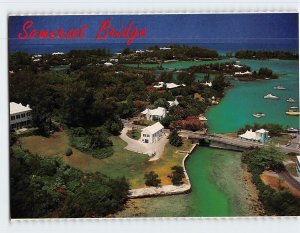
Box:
(253, 113, 265, 118)
(274, 85, 286, 90)
(286, 97, 296, 103)
(264, 93, 279, 99)
(286, 109, 300, 116)
(287, 127, 299, 133)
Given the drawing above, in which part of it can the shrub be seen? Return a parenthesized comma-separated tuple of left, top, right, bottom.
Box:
(170, 166, 185, 185)
(144, 171, 161, 187)
(65, 148, 73, 156)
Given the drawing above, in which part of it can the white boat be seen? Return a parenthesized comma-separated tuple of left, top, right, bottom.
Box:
(290, 106, 298, 109)
(264, 94, 279, 99)
(274, 85, 286, 90)
(287, 127, 299, 133)
(286, 97, 296, 103)
(253, 113, 265, 118)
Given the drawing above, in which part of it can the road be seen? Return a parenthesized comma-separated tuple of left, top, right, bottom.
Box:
(279, 171, 300, 193)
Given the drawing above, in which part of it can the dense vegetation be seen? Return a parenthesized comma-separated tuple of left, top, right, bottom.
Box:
(187, 62, 278, 80)
(10, 148, 129, 218)
(120, 44, 219, 64)
(235, 50, 298, 60)
(238, 123, 284, 137)
(242, 147, 300, 216)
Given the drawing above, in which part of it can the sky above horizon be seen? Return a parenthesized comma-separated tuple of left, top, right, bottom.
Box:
(8, 13, 298, 46)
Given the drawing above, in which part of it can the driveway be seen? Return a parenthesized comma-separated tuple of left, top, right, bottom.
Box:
(120, 126, 168, 161)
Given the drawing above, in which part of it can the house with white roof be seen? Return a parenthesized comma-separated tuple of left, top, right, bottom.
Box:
(233, 64, 243, 68)
(52, 52, 64, 55)
(168, 99, 179, 107)
(141, 107, 166, 121)
(239, 128, 269, 144)
(296, 156, 300, 177)
(104, 62, 113, 67)
(235, 71, 252, 75)
(141, 122, 164, 143)
(10, 102, 32, 130)
(160, 47, 171, 50)
(202, 81, 212, 87)
(153, 82, 184, 89)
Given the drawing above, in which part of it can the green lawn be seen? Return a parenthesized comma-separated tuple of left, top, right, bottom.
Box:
(18, 131, 193, 188)
(269, 134, 290, 146)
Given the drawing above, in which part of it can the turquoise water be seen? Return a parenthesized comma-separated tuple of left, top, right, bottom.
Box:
(207, 59, 299, 133)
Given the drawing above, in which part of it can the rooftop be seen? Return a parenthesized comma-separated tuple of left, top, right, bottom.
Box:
(239, 129, 260, 141)
(142, 122, 164, 134)
(141, 107, 166, 116)
(10, 102, 32, 115)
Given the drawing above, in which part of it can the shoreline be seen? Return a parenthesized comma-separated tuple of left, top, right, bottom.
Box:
(128, 143, 197, 198)
(242, 164, 265, 215)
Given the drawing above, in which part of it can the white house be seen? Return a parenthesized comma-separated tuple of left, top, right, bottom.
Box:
(52, 52, 64, 55)
(153, 82, 184, 89)
(141, 122, 164, 143)
(296, 156, 300, 177)
(239, 128, 269, 144)
(141, 107, 166, 121)
(10, 102, 32, 130)
(159, 47, 171, 50)
(168, 99, 179, 107)
(202, 81, 212, 87)
(234, 71, 252, 75)
(104, 62, 113, 67)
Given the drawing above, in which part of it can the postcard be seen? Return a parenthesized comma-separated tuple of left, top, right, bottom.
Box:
(8, 13, 300, 218)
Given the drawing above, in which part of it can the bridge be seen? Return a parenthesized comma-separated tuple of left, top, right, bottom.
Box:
(179, 130, 300, 154)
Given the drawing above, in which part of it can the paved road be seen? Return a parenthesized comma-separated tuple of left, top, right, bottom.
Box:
(279, 171, 300, 193)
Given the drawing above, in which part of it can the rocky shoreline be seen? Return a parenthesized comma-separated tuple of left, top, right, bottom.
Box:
(242, 164, 265, 215)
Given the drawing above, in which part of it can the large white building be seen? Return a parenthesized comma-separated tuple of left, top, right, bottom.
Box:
(141, 107, 166, 121)
(239, 128, 269, 144)
(141, 122, 164, 144)
(10, 102, 32, 130)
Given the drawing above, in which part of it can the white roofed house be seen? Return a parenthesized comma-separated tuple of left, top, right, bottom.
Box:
(141, 122, 164, 144)
(168, 99, 179, 107)
(239, 128, 269, 144)
(10, 102, 32, 130)
(141, 107, 166, 121)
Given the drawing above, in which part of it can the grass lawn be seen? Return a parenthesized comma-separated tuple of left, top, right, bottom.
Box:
(269, 134, 290, 146)
(17, 130, 193, 188)
(126, 129, 141, 140)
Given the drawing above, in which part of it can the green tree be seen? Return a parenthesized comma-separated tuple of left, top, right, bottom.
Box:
(144, 171, 161, 187)
(177, 71, 195, 85)
(170, 166, 185, 185)
(168, 129, 183, 147)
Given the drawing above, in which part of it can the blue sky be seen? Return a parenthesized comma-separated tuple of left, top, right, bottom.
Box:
(8, 13, 298, 45)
